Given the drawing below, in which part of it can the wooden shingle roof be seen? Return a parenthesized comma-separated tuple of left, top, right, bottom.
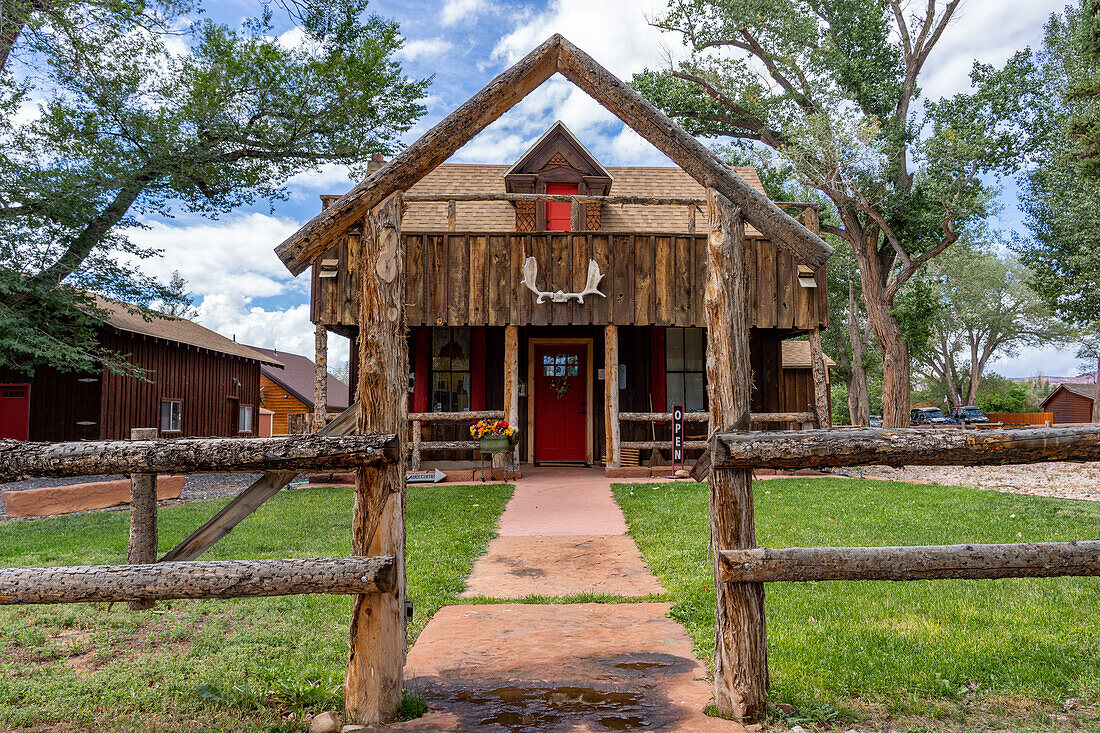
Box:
(400, 163, 766, 234)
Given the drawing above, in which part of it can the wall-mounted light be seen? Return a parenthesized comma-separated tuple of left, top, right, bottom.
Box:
(231, 377, 242, 387)
(618, 363, 627, 391)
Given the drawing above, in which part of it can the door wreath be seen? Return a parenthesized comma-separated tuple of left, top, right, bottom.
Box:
(548, 374, 571, 398)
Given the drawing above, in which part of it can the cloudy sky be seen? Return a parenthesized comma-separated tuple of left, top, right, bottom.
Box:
(132, 0, 1072, 377)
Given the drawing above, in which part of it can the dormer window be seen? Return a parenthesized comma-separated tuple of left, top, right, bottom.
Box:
(504, 121, 612, 233)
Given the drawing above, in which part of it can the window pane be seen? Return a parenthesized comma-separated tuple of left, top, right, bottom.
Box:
(432, 328, 451, 371)
(432, 372, 450, 411)
(451, 329, 470, 371)
(160, 402, 172, 432)
(666, 328, 684, 372)
(239, 405, 253, 432)
(685, 328, 705, 372)
(685, 373, 706, 412)
(454, 373, 471, 411)
(666, 374, 685, 410)
(161, 401, 181, 432)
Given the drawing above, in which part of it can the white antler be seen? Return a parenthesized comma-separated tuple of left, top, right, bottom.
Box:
(521, 257, 606, 304)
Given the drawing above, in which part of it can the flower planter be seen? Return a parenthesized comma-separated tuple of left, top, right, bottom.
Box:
(479, 435, 513, 454)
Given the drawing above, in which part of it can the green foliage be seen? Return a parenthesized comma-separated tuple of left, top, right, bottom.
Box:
(890, 278, 938, 361)
(0, 0, 427, 375)
(974, 373, 1032, 413)
(614, 478, 1100, 727)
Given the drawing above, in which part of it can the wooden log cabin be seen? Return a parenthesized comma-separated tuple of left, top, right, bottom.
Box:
(0, 297, 279, 442)
(309, 122, 832, 470)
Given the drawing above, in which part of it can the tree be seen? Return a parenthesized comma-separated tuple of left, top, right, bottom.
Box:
(634, 0, 1043, 426)
(918, 240, 1070, 407)
(1016, 4, 1100, 422)
(0, 0, 427, 375)
(159, 271, 199, 319)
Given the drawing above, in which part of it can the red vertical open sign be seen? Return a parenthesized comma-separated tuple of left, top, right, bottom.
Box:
(672, 404, 684, 466)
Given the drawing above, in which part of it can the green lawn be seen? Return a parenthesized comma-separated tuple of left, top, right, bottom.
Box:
(0, 483, 512, 732)
(613, 478, 1100, 730)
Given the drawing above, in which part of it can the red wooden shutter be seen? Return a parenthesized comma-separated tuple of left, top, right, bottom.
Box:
(545, 183, 577, 231)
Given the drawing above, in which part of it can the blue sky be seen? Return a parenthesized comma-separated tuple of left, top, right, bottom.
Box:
(129, 0, 1072, 376)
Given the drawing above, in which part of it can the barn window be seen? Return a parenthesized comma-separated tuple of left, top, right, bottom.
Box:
(239, 404, 253, 433)
(431, 327, 471, 412)
(160, 400, 182, 433)
(665, 327, 706, 412)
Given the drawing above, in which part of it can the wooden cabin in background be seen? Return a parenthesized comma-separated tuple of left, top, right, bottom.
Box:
(1040, 383, 1095, 424)
(0, 297, 279, 442)
(307, 122, 832, 469)
(250, 346, 349, 434)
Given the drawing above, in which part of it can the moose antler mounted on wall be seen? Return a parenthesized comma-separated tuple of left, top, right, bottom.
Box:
(521, 257, 607, 304)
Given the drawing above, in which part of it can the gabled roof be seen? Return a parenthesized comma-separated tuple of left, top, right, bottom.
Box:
(97, 297, 279, 365)
(274, 34, 832, 276)
(252, 346, 350, 412)
(1041, 382, 1095, 408)
(504, 120, 611, 181)
(397, 163, 766, 234)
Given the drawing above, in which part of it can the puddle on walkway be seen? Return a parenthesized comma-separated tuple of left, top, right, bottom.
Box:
(412, 676, 679, 731)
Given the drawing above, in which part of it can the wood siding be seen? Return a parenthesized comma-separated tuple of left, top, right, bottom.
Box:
(97, 329, 262, 440)
(260, 374, 311, 435)
(1045, 389, 1094, 424)
(0, 365, 101, 442)
(312, 232, 826, 333)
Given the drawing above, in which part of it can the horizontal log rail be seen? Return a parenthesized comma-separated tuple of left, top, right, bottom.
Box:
(750, 412, 816, 425)
(720, 541, 1100, 583)
(405, 193, 705, 206)
(0, 434, 399, 481)
(0, 556, 396, 605)
(618, 411, 815, 424)
(622, 440, 708, 450)
(408, 411, 504, 423)
(713, 426, 1100, 470)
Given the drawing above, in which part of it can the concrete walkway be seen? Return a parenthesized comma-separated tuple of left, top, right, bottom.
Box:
(396, 468, 744, 732)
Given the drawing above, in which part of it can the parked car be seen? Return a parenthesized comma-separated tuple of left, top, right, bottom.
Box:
(950, 405, 989, 424)
(869, 414, 882, 427)
(910, 406, 953, 426)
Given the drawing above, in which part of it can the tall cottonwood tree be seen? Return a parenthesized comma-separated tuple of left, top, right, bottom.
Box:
(634, 0, 1042, 426)
(918, 240, 1069, 407)
(0, 0, 427, 375)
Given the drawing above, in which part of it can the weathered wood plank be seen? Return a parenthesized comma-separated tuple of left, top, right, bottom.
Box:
(0, 557, 396, 605)
(551, 234, 571, 326)
(611, 235, 634, 325)
(675, 236, 693, 327)
(511, 234, 531, 325)
(654, 236, 674, 325)
(756, 241, 776, 329)
(720, 542, 1100, 583)
(530, 235, 551, 327)
(634, 235, 654, 326)
(704, 188, 767, 720)
(776, 251, 795, 329)
(408, 411, 503, 422)
(427, 234, 447, 326)
(591, 234, 611, 325)
(571, 234, 592, 324)
(714, 426, 1100, 470)
(468, 235, 487, 324)
(0, 433, 395, 481)
(488, 235, 509, 327)
(448, 234, 468, 325)
(405, 235, 424, 326)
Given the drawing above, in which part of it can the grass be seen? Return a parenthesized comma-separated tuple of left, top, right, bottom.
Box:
(0, 483, 512, 732)
(613, 477, 1100, 730)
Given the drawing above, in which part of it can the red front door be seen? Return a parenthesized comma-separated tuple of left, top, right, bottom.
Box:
(534, 344, 587, 463)
(0, 384, 30, 440)
(545, 183, 577, 231)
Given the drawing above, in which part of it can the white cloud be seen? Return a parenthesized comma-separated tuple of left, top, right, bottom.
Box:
(988, 346, 1085, 380)
(397, 37, 454, 62)
(441, 0, 493, 27)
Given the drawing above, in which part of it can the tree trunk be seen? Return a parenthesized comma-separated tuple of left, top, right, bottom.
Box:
(866, 297, 910, 428)
(704, 188, 768, 721)
(346, 193, 407, 725)
(846, 280, 870, 426)
(314, 322, 329, 432)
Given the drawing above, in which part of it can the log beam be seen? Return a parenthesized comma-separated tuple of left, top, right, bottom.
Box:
(0, 556, 395, 605)
(703, 188, 767, 720)
(605, 324, 621, 468)
(347, 192, 407, 724)
(720, 541, 1100, 583)
(314, 323, 329, 432)
(808, 328, 831, 429)
(504, 325, 520, 466)
(0, 433, 396, 481)
(713, 426, 1100, 470)
(405, 192, 710, 206)
(407, 410, 504, 422)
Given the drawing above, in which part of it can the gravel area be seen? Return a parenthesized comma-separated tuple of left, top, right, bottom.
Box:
(0, 472, 277, 521)
(831, 462, 1100, 503)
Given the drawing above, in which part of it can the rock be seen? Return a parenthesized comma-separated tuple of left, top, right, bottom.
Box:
(789, 726, 807, 733)
(308, 711, 342, 733)
(341, 727, 368, 733)
(675, 469, 691, 478)
(745, 724, 763, 733)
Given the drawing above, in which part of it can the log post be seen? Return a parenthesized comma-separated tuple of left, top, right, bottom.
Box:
(688, 205, 696, 234)
(411, 420, 422, 471)
(504, 325, 520, 466)
(128, 427, 158, 610)
(570, 198, 581, 231)
(605, 324, 621, 468)
(447, 199, 456, 232)
(704, 188, 768, 720)
(347, 192, 407, 724)
(314, 323, 329, 432)
(808, 327, 831, 429)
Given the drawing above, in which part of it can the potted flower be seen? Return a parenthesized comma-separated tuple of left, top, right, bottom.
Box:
(470, 419, 518, 454)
